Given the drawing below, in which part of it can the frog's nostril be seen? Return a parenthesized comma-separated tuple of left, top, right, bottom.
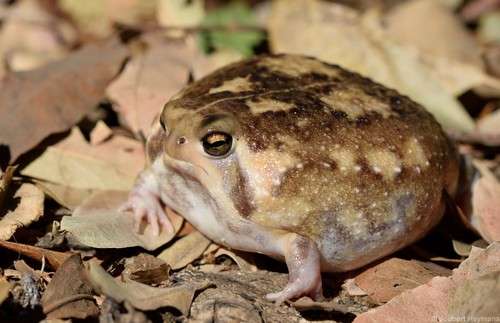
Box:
(177, 136, 187, 145)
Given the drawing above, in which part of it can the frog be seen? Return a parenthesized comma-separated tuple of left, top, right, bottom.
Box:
(122, 54, 459, 303)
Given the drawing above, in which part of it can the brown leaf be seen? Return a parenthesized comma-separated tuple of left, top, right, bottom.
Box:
(122, 253, 170, 285)
(86, 260, 210, 315)
(471, 161, 500, 243)
(0, 240, 73, 270)
(157, 230, 211, 270)
(60, 190, 183, 250)
(41, 255, 98, 320)
(354, 258, 446, 304)
(106, 35, 192, 136)
(353, 243, 500, 323)
(21, 127, 145, 191)
(0, 183, 44, 240)
(0, 38, 129, 162)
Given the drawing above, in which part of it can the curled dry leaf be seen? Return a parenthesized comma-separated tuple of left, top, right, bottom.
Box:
(21, 127, 144, 191)
(60, 190, 183, 250)
(0, 183, 44, 240)
(354, 258, 447, 304)
(0, 240, 73, 270)
(470, 161, 500, 243)
(157, 230, 211, 270)
(41, 255, 98, 320)
(86, 260, 210, 315)
(268, 0, 479, 134)
(106, 35, 192, 136)
(214, 248, 257, 272)
(354, 243, 500, 323)
(0, 38, 129, 162)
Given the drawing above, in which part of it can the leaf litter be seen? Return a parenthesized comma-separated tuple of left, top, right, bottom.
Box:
(0, 0, 499, 321)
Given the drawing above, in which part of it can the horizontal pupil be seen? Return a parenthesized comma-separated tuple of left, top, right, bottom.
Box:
(208, 140, 226, 147)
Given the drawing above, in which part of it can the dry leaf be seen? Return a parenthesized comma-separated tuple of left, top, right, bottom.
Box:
(268, 0, 477, 134)
(60, 190, 182, 250)
(470, 161, 500, 243)
(107, 35, 192, 136)
(0, 165, 16, 212)
(448, 271, 500, 317)
(191, 49, 244, 80)
(157, 0, 205, 28)
(214, 248, 257, 272)
(0, 277, 11, 306)
(385, 0, 483, 70)
(122, 253, 170, 285)
(158, 231, 211, 270)
(342, 278, 368, 296)
(0, 0, 75, 71)
(0, 183, 44, 240)
(35, 180, 94, 211)
(0, 38, 129, 162)
(292, 297, 350, 313)
(21, 127, 144, 191)
(86, 260, 210, 315)
(354, 243, 500, 323)
(452, 240, 473, 257)
(41, 255, 98, 320)
(354, 258, 445, 304)
(89, 120, 113, 145)
(0, 240, 73, 270)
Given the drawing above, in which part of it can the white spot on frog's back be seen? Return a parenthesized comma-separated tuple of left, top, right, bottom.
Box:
(328, 148, 355, 173)
(209, 76, 253, 94)
(246, 97, 295, 114)
(403, 138, 429, 170)
(320, 87, 393, 119)
(259, 55, 340, 78)
(365, 150, 402, 180)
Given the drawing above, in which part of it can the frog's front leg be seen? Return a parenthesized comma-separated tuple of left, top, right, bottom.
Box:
(266, 233, 323, 304)
(121, 168, 173, 236)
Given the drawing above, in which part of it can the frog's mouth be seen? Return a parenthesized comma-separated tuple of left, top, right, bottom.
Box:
(161, 152, 209, 183)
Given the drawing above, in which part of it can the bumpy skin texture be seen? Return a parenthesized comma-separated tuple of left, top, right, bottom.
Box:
(124, 54, 459, 303)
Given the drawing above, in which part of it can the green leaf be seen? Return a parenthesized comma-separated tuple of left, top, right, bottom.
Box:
(199, 1, 265, 56)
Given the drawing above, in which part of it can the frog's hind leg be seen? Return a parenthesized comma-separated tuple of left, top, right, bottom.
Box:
(266, 233, 323, 304)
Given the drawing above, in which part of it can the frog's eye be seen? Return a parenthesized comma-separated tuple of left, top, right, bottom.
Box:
(201, 131, 233, 157)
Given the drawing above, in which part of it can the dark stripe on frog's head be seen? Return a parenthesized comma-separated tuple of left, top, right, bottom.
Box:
(230, 159, 256, 218)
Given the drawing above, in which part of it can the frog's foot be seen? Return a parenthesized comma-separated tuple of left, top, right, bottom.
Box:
(266, 233, 323, 304)
(120, 185, 173, 236)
